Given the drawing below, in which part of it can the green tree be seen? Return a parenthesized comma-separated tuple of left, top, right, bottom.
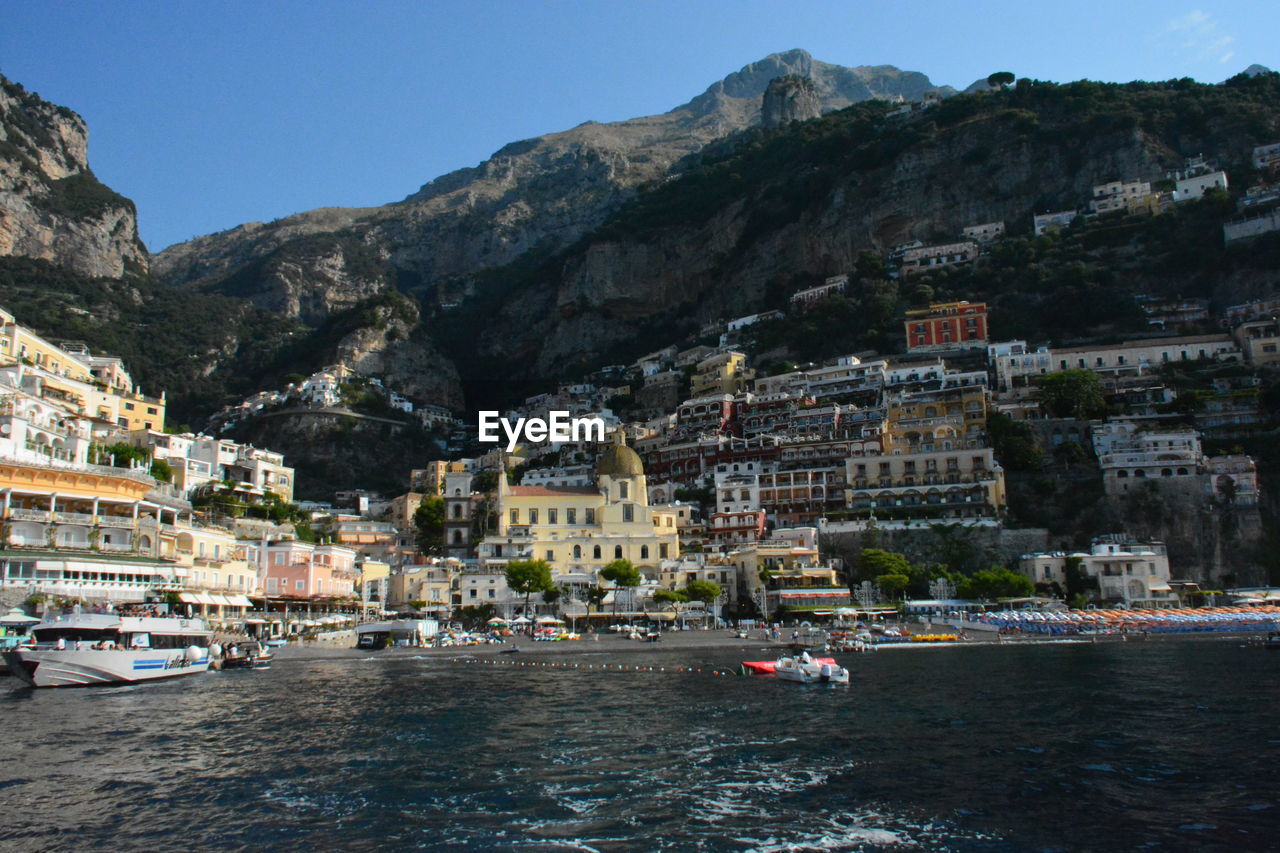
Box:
(505, 558, 554, 618)
(856, 548, 913, 583)
(653, 588, 690, 604)
(149, 458, 173, 483)
(413, 496, 445, 556)
(1034, 370, 1107, 419)
(987, 71, 1016, 89)
(988, 412, 1044, 472)
(958, 567, 1035, 601)
(600, 559, 642, 617)
(683, 579, 722, 604)
(585, 585, 609, 614)
(875, 573, 910, 599)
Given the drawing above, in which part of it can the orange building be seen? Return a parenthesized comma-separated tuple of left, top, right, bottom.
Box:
(904, 301, 988, 352)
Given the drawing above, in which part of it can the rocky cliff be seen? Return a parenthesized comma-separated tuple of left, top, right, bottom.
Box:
(0, 76, 147, 278)
(762, 75, 822, 127)
(153, 50, 951, 312)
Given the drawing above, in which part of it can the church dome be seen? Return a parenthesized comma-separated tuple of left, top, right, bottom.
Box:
(596, 441, 644, 478)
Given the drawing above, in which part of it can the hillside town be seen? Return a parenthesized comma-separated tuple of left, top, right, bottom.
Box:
(2, 139, 1278, 634)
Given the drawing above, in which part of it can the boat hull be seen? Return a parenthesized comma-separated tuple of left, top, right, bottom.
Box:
(771, 657, 850, 685)
(2, 648, 210, 688)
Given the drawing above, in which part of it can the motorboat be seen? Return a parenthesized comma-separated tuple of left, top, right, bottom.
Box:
(770, 652, 849, 684)
(2, 613, 213, 688)
(220, 640, 273, 670)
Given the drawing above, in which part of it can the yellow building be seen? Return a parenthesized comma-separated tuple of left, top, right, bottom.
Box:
(690, 351, 756, 398)
(844, 447, 1006, 522)
(0, 309, 166, 431)
(883, 386, 988, 454)
(481, 435, 680, 577)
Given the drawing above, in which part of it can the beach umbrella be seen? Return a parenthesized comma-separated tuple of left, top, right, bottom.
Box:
(0, 608, 40, 626)
(512, 616, 533, 624)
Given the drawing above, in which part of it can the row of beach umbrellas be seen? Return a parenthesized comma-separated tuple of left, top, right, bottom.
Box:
(972, 606, 1280, 633)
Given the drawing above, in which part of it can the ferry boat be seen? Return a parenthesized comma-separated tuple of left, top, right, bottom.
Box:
(2, 613, 213, 688)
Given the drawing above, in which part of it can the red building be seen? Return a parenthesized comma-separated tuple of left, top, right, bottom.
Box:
(904, 301, 988, 352)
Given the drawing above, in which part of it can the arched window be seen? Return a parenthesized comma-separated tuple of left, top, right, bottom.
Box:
(614, 545, 623, 559)
(641, 545, 649, 560)
(593, 545, 601, 560)
(451, 530, 463, 544)
(573, 544, 582, 559)
(451, 504, 462, 518)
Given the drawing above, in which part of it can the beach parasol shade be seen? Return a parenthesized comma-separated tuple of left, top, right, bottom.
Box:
(0, 608, 40, 625)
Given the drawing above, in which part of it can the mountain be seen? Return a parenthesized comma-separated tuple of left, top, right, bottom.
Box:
(0, 76, 146, 278)
(152, 50, 951, 318)
(4, 60, 1280, 502)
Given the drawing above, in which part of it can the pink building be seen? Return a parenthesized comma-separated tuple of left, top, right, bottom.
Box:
(251, 540, 359, 599)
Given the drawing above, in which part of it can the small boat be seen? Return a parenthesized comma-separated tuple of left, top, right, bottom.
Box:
(741, 654, 846, 681)
(264, 637, 289, 649)
(2, 613, 213, 688)
(1265, 632, 1280, 650)
(220, 641, 273, 670)
(770, 652, 849, 684)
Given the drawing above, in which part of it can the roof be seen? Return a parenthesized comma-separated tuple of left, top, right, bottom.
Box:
(507, 485, 598, 497)
(596, 442, 644, 477)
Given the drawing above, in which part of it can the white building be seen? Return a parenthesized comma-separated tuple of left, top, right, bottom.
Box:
(1090, 180, 1152, 214)
(961, 221, 1005, 243)
(1019, 536, 1177, 607)
(1174, 170, 1228, 202)
(1033, 210, 1078, 236)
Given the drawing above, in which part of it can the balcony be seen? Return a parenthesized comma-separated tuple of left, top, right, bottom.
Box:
(52, 511, 96, 525)
(8, 508, 51, 522)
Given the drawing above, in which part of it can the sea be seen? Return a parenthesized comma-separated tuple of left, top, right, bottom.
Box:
(0, 638, 1276, 851)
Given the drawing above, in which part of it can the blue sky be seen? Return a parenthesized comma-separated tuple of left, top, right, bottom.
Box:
(2, 1, 1275, 251)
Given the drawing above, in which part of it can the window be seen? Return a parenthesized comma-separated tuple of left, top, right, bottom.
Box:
(573, 545, 582, 559)
(488, 589, 495, 599)
(623, 505, 634, 522)
(510, 509, 519, 525)
(593, 545, 601, 560)
(614, 545, 623, 559)
(546, 550, 554, 561)
(640, 545, 649, 560)
(529, 509, 538, 524)
(296, 579, 304, 591)
(548, 509, 557, 524)
(619, 482, 629, 500)
(585, 509, 595, 525)
(452, 504, 462, 519)
(660, 544, 669, 559)
(470, 589, 477, 599)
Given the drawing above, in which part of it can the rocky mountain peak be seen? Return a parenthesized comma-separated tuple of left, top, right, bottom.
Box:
(0, 73, 147, 278)
(761, 75, 822, 127)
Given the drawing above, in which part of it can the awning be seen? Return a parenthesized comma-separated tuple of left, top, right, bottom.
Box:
(1148, 583, 1173, 592)
(179, 592, 201, 604)
(194, 592, 217, 606)
(225, 595, 254, 608)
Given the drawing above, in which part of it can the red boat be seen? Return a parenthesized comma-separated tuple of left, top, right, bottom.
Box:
(741, 657, 837, 675)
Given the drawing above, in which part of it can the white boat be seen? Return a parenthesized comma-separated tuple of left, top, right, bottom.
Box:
(771, 652, 850, 685)
(2, 613, 213, 688)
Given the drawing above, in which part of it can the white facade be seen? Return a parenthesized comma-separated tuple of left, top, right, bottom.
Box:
(1174, 170, 1228, 202)
(961, 221, 1005, 243)
(1033, 210, 1078, 236)
(1019, 537, 1176, 607)
(1090, 180, 1151, 214)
